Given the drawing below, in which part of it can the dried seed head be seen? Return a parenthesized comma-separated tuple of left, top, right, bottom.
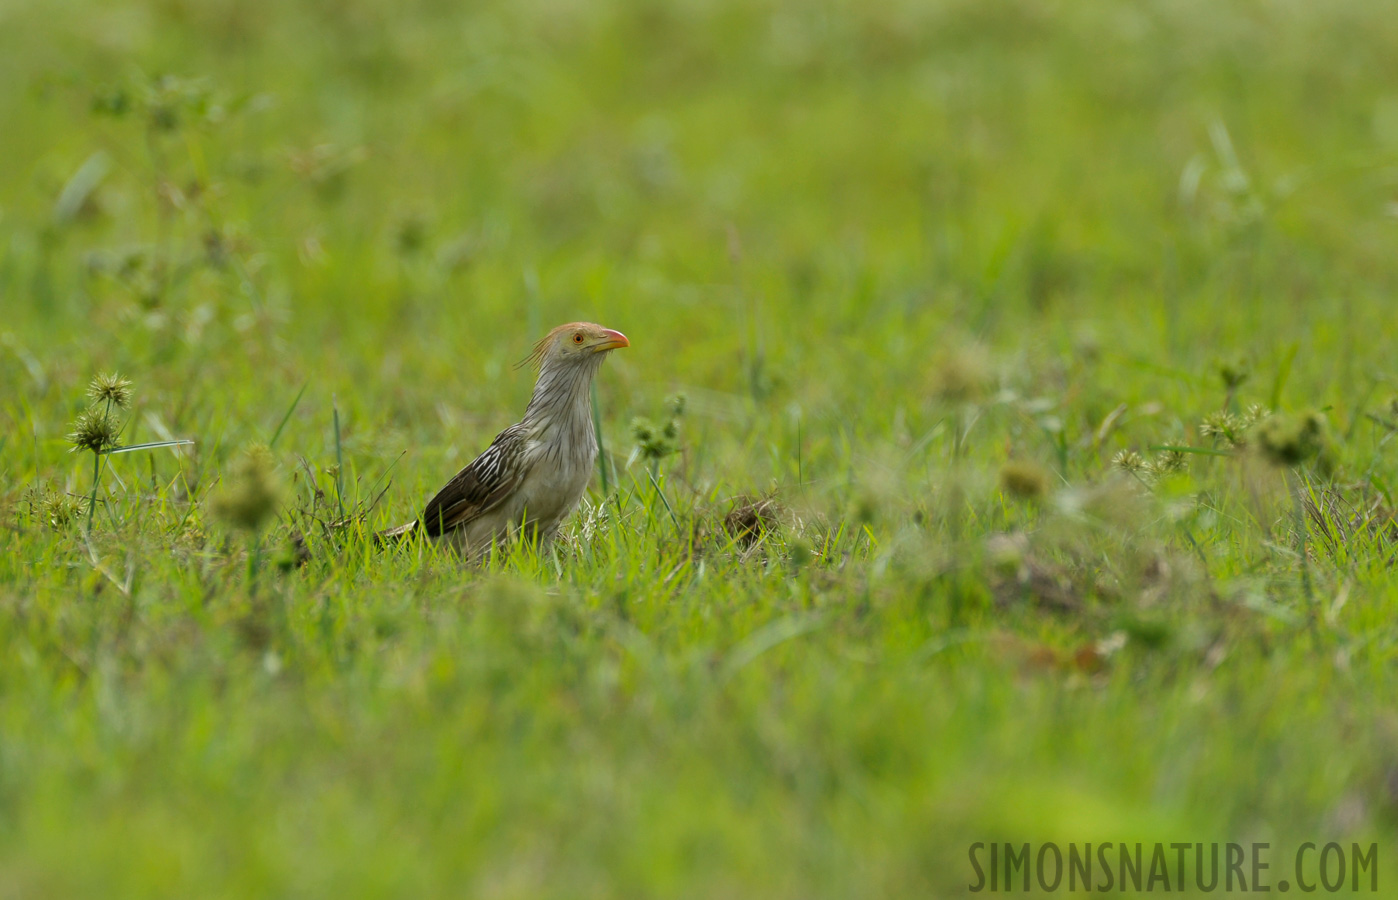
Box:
(1150, 449, 1189, 476)
(630, 417, 668, 461)
(1253, 411, 1329, 467)
(1112, 450, 1147, 475)
(931, 345, 992, 404)
(1239, 404, 1270, 428)
(35, 488, 87, 531)
(211, 444, 284, 532)
(999, 459, 1050, 501)
(631, 397, 684, 464)
(46, 494, 87, 530)
(67, 409, 121, 454)
(1199, 411, 1243, 446)
(88, 372, 133, 409)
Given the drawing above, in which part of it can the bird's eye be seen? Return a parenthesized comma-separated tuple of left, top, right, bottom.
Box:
(572, 333, 585, 344)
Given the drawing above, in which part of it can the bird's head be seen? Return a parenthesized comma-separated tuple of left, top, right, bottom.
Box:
(520, 322, 628, 427)
(524, 322, 630, 370)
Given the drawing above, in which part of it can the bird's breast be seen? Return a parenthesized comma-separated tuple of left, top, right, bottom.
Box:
(512, 434, 597, 529)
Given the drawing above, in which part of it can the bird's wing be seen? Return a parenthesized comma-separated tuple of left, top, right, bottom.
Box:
(418, 423, 530, 537)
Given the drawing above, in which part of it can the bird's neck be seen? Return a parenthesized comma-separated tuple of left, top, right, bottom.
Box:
(521, 359, 601, 448)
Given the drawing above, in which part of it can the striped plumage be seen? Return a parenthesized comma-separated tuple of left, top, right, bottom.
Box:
(380, 322, 628, 558)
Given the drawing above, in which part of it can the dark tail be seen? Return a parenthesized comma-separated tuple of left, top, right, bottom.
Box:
(286, 520, 416, 564)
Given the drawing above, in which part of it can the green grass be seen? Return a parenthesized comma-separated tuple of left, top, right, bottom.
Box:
(4, 0, 1398, 896)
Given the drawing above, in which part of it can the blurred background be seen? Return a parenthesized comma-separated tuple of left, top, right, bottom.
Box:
(3, 1, 1398, 896)
(5, 0, 1396, 461)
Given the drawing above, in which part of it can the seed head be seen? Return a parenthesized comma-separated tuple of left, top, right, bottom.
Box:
(1150, 449, 1189, 476)
(1199, 412, 1243, 447)
(631, 417, 674, 462)
(999, 459, 1049, 501)
(1253, 411, 1329, 468)
(1217, 357, 1251, 391)
(211, 444, 284, 532)
(931, 345, 992, 404)
(87, 372, 133, 409)
(45, 494, 88, 530)
(67, 409, 121, 454)
(34, 488, 88, 531)
(1239, 404, 1270, 428)
(632, 395, 686, 464)
(1112, 450, 1148, 476)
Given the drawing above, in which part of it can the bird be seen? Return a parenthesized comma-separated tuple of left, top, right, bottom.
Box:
(378, 322, 629, 559)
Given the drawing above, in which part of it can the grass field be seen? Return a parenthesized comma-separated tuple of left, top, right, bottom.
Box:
(4, 0, 1398, 896)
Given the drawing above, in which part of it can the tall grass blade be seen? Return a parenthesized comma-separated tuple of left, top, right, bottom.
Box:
(647, 469, 679, 529)
(1271, 343, 1298, 410)
(333, 397, 346, 522)
(270, 382, 308, 449)
(103, 439, 195, 455)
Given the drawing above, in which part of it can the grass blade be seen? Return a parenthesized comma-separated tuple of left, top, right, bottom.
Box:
(103, 439, 195, 455)
(269, 381, 308, 449)
(721, 613, 827, 681)
(333, 397, 346, 522)
(647, 468, 680, 529)
(1270, 342, 1298, 410)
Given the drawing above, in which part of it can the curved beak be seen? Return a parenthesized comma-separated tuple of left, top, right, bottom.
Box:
(594, 328, 630, 352)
